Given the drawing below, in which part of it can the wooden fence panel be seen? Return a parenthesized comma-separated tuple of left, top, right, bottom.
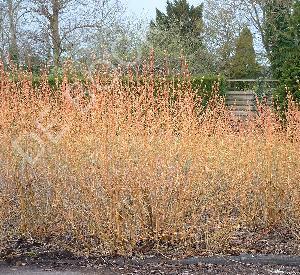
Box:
(226, 90, 273, 118)
(225, 79, 277, 119)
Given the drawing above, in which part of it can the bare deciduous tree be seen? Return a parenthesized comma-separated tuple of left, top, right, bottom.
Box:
(0, 1, 6, 61)
(30, 0, 124, 68)
(7, 0, 19, 62)
(0, 0, 28, 64)
(204, 0, 246, 74)
(238, 0, 293, 60)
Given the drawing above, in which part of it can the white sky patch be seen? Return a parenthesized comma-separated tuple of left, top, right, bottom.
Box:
(125, 0, 202, 19)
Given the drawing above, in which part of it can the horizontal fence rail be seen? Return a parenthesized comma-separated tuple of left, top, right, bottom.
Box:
(227, 79, 279, 82)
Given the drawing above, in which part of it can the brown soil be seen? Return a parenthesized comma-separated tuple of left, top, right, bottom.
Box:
(1, 228, 299, 274)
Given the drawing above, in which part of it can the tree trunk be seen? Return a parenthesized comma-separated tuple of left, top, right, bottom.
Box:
(7, 0, 19, 64)
(0, 4, 5, 62)
(50, 0, 61, 68)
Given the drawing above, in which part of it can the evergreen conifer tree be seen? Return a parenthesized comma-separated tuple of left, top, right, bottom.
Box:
(230, 27, 261, 78)
(264, 0, 300, 100)
(147, 0, 208, 74)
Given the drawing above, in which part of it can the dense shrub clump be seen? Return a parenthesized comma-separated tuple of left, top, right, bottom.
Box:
(0, 65, 299, 256)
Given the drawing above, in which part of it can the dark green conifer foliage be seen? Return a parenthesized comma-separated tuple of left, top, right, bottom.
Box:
(147, 0, 207, 74)
(230, 27, 261, 79)
(151, 0, 203, 38)
(264, 0, 300, 101)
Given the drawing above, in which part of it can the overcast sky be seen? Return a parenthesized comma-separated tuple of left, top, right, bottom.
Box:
(126, 0, 201, 19)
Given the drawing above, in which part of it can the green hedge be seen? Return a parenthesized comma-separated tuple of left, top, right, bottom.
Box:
(123, 74, 226, 107)
(190, 75, 226, 106)
(31, 72, 226, 103)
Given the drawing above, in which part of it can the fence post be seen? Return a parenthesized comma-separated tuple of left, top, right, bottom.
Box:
(256, 77, 265, 101)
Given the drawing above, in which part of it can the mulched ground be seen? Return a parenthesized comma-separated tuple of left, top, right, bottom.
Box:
(1, 254, 300, 274)
(1, 227, 299, 274)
